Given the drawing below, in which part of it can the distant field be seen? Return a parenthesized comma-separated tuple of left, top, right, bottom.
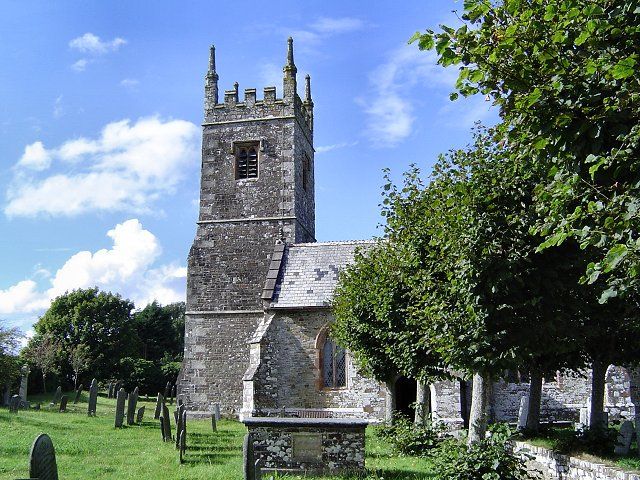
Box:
(0, 392, 435, 479)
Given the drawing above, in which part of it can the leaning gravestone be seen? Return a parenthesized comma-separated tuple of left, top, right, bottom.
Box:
(107, 382, 113, 399)
(255, 459, 264, 480)
(160, 416, 166, 441)
(114, 388, 126, 428)
(29, 433, 59, 480)
(214, 403, 221, 421)
(162, 404, 172, 441)
(175, 405, 185, 448)
(517, 395, 529, 430)
(87, 378, 98, 416)
(154, 393, 164, 420)
(73, 384, 83, 404)
(18, 364, 30, 402)
(136, 405, 145, 423)
(49, 386, 62, 407)
(59, 395, 68, 413)
(615, 420, 634, 455)
(243, 433, 255, 480)
(211, 413, 217, 432)
(126, 386, 139, 425)
(179, 430, 186, 464)
(9, 394, 20, 413)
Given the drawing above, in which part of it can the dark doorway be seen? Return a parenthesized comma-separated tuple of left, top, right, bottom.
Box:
(394, 377, 417, 419)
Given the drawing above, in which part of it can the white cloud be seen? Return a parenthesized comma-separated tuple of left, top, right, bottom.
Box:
(120, 78, 140, 89)
(0, 219, 186, 318)
(6, 116, 199, 217)
(310, 17, 365, 34)
(69, 33, 127, 55)
(360, 44, 491, 147)
(316, 141, 359, 154)
(71, 59, 89, 72)
(17, 141, 51, 171)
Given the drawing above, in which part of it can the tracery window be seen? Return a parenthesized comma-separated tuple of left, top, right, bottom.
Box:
(235, 144, 258, 179)
(322, 338, 346, 388)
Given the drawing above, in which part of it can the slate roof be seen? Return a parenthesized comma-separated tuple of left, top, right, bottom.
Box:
(267, 240, 374, 309)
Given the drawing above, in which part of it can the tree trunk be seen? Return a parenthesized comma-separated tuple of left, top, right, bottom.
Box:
(589, 359, 607, 431)
(525, 369, 543, 432)
(468, 371, 492, 446)
(414, 382, 430, 425)
(42, 372, 47, 394)
(384, 379, 396, 423)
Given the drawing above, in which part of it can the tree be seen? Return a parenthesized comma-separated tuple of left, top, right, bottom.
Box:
(24, 333, 61, 393)
(0, 323, 21, 388)
(69, 344, 90, 389)
(410, 0, 640, 300)
(32, 288, 138, 382)
(133, 301, 185, 362)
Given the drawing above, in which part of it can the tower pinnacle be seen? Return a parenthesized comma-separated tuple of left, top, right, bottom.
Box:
(283, 37, 297, 100)
(304, 74, 313, 105)
(205, 44, 219, 108)
(209, 45, 217, 74)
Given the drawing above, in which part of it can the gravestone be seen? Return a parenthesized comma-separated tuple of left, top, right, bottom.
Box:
(170, 384, 176, 405)
(126, 386, 139, 425)
(114, 388, 126, 428)
(178, 430, 186, 464)
(160, 416, 166, 441)
(9, 394, 20, 413)
(29, 433, 59, 480)
(214, 403, 221, 421)
(18, 364, 30, 402)
(87, 378, 98, 416)
(164, 381, 171, 400)
(136, 405, 145, 423)
(243, 433, 255, 480)
(154, 393, 163, 420)
(73, 384, 83, 404)
(2, 383, 9, 406)
(615, 420, 634, 455)
(59, 395, 68, 413)
(176, 405, 185, 448)
(211, 413, 217, 432)
(107, 382, 114, 399)
(517, 395, 529, 430)
(50, 386, 62, 407)
(162, 404, 172, 441)
(34, 403, 41, 410)
(254, 459, 264, 480)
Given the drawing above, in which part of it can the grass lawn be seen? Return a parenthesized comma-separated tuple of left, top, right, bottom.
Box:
(0, 391, 435, 479)
(522, 426, 640, 472)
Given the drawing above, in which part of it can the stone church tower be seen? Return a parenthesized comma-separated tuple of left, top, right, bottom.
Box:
(179, 39, 316, 415)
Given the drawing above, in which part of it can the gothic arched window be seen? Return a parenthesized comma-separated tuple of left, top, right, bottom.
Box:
(322, 338, 346, 388)
(236, 144, 258, 179)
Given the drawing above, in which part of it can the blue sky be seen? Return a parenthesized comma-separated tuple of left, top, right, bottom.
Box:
(0, 1, 496, 335)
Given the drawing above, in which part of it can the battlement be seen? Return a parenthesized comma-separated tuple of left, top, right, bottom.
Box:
(203, 39, 313, 134)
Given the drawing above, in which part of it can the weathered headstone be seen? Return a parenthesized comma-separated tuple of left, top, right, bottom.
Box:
(126, 386, 139, 425)
(136, 405, 145, 423)
(59, 395, 68, 413)
(214, 403, 221, 421)
(9, 394, 20, 413)
(175, 405, 185, 448)
(211, 413, 217, 432)
(517, 395, 529, 430)
(18, 364, 30, 402)
(34, 403, 41, 410)
(114, 388, 126, 428)
(170, 384, 176, 404)
(49, 386, 62, 407)
(255, 459, 264, 480)
(615, 420, 634, 455)
(164, 381, 171, 400)
(87, 378, 98, 416)
(162, 404, 172, 441)
(107, 382, 114, 399)
(178, 430, 186, 464)
(154, 393, 163, 420)
(73, 384, 83, 404)
(29, 433, 59, 480)
(159, 416, 165, 440)
(243, 433, 255, 480)
(2, 383, 9, 406)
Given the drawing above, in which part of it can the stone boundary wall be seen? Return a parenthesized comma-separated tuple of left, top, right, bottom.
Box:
(511, 440, 640, 480)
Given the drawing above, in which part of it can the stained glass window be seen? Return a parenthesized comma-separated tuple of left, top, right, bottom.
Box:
(322, 338, 346, 388)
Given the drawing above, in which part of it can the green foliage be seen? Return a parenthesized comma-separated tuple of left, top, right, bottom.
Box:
(433, 424, 531, 480)
(133, 301, 185, 362)
(554, 426, 617, 457)
(117, 357, 164, 394)
(412, 0, 640, 300)
(0, 324, 21, 386)
(159, 354, 182, 383)
(377, 415, 448, 457)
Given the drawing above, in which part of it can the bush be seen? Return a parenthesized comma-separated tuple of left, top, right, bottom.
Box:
(377, 414, 448, 456)
(433, 424, 532, 480)
(117, 357, 164, 395)
(554, 426, 617, 456)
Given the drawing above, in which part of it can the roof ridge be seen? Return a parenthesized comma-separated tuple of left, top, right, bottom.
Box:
(290, 239, 377, 247)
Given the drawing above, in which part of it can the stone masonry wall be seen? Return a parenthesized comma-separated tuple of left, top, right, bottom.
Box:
(245, 310, 387, 421)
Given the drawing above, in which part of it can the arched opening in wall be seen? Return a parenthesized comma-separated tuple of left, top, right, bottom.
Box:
(394, 377, 417, 419)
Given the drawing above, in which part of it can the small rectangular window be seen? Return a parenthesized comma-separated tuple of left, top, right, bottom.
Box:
(235, 143, 259, 180)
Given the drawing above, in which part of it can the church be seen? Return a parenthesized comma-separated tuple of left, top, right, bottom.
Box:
(178, 39, 639, 427)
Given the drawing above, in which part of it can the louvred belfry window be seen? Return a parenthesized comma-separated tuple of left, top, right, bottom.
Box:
(235, 144, 258, 179)
(322, 338, 346, 388)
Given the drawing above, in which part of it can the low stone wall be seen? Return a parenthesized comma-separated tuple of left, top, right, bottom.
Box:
(243, 417, 367, 474)
(512, 440, 640, 479)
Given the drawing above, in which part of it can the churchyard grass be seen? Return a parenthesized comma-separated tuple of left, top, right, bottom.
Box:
(0, 391, 435, 479)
